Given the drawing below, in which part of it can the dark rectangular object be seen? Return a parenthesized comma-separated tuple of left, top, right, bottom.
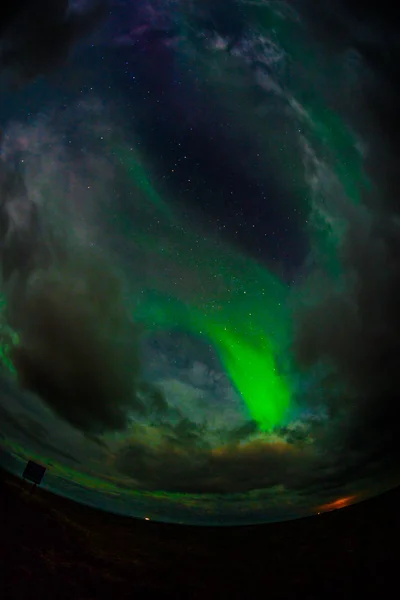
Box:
(22, 460, 46, 485)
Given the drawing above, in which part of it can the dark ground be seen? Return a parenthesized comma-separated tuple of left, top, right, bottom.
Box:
(1, 468, 399, 599)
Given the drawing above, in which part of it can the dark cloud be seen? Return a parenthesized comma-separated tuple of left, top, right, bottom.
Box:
(0, 0, 108, 86)
(0, 106, 169, 436)
(8, 252, 144, 434)
(289, 2, 400, 484)
(114, 423, 316, 495)
(112, 412, 393, 500)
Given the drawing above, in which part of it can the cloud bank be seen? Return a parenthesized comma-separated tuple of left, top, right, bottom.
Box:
(0, 105, 168, 435)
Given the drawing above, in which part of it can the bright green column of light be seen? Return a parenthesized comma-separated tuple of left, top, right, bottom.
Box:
(207, 324, 290, 430)
(134, 283, 292, 430)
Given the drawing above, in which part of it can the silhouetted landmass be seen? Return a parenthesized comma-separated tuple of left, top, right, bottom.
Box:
(1, 467, 399, 599)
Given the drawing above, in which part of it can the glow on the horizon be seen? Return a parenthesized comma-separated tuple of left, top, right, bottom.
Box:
(317, 495, 357, 513)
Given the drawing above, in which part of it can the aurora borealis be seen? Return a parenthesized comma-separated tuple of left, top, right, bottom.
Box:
(0, 0, 399, 525)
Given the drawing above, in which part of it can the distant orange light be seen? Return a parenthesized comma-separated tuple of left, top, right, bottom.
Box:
(317, 495, 356, 513)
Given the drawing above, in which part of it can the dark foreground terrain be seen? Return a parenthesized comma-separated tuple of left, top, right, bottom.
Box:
(2, 469, 399, 599)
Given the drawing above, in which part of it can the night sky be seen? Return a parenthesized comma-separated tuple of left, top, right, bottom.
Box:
(0, 0, 399, 525)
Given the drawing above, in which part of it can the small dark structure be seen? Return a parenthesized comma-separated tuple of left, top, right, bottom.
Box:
(22, 460, 46, 494)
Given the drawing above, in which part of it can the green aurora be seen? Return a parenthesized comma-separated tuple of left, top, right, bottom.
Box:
(0, 114, 364, 433)
(0, 2, 371, 434)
